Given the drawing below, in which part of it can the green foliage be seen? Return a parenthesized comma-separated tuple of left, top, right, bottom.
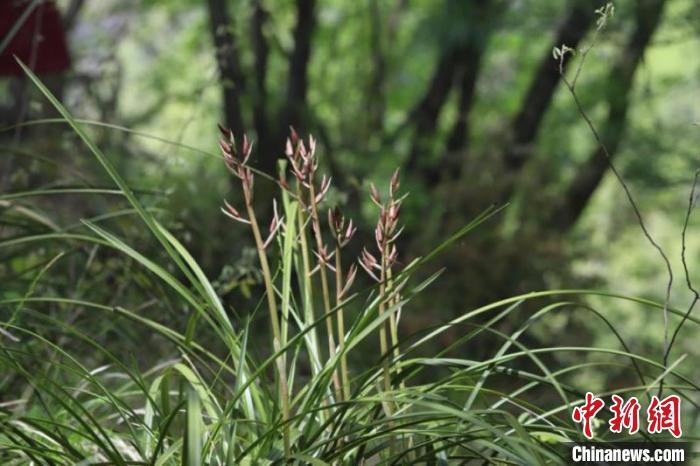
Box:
(1, 69, 698, 464)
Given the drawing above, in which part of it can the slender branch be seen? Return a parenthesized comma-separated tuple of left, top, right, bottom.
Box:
(550, 0, 667, 232)
(556, 0, 673, 395)
(662, 170, 700, 393)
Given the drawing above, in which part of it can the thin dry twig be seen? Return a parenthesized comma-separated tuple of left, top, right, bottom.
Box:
(661, 169, 700, 394)
(555, 3, 675, 395)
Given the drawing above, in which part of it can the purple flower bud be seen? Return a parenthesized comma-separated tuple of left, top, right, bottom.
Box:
(341, 263, 357, 296)
(390, 168, 400, 198)
(370, 183, 381, 206)
(222, 200, 250, 224)
(289, 126, 299, 146)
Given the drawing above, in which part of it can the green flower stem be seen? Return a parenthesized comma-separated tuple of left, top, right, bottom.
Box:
(335, 246, 351, 401)
(308, 182, 343, 402)
(378, 244, 393, 410)
(243, 185, 291, 458)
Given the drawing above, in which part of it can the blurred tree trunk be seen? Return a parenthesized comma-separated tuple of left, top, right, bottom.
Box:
(206, 0, 246, 138)
(206, 0, 316, 177)
(250, 0, 269, 153)
(367, 0, 386, 135)
(498, 0, 605, 201)
(285, 0, 315, 131)
(438, 2, 498, 182)
(404, 0, 498, 185)
(404, 46, 462, 173)
(401, 0, 668, 343)
(548, 0, 668, 232)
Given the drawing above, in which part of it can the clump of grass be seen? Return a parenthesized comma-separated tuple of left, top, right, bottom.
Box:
(1, 62, 698, 465)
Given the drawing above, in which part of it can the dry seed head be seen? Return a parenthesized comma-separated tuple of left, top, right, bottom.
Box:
(285, 132, 319, 183)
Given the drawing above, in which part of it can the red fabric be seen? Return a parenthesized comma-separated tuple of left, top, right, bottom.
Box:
(0, 0, 71, 76)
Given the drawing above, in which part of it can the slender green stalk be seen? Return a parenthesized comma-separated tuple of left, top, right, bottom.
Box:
(242, 184, 291, 458)
(295, 181, 329, 424)
(386, 267, 402, 385)
(386, 268, 399, 358)
(334, 246, 351, 401)
(308, 182, 343, 401)
(378, 245, 392, 406)
(296, 180, 320, 362)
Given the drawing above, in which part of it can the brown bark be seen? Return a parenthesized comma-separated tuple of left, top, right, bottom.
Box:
(206, 0, 246, 138)
(250, 0, 270, 155)
(285, 0, 316, 131)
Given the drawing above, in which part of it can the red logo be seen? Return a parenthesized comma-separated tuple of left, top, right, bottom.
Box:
(572, 392, 605, 439)
(647, 395, 682, 438)
(609, 394, 640, 435)
(572, 393, 682, 439)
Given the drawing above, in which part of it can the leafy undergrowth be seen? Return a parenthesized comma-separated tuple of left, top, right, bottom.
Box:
(0, 64, 697, 465)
